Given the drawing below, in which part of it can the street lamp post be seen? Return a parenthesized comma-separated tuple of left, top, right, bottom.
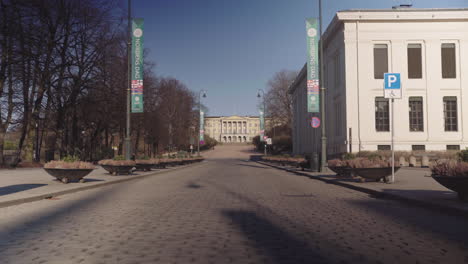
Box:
(257, 89, 267, 156)
(125, 0, 132, 160)
(198, 90, 207, 156)
(318, 0, 328, 172)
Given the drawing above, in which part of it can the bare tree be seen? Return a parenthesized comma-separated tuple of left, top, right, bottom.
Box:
(265, 70, 297, 133)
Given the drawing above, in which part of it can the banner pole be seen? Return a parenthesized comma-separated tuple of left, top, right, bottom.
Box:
(125, 0, 132, 160)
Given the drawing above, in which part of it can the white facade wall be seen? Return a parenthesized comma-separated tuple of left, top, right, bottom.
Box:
(292, 8, 468, 156)
(291, 66, 321, 155)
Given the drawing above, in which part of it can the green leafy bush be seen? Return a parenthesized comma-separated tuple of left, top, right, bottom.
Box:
(200, 135, 218, 151)
(62, 155, 80, 162)
(113, 155, 125, 161)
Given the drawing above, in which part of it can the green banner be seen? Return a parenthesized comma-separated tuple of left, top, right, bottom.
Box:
(131, 18, 144, 113)
(259, 106, 265, 142)
(199, 111, 205, 144)
(306, 18, 320, 113)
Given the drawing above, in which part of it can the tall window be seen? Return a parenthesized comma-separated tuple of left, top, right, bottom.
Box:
(375, 97, 389, 132)
(443, 97, 458, 131)
(441, 43, 456, 78)
(335, 103, 341, 136)
(409, 97, 423, 132)
(374, 44, 388, 79)
(407, 44, 422, 79)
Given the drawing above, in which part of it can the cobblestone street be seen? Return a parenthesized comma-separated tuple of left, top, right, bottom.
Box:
(1, 145, 468, 264)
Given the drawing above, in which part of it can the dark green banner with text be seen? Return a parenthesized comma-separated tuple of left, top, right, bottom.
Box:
(306, 18, 320, 113)
(131, 18, 144, 113)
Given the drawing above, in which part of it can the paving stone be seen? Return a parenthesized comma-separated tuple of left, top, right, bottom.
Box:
(0, 146, 467, 263)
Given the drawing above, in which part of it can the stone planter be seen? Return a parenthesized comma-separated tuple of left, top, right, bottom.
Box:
(153, 162, 166, 169)
(44, 168, 93, 184)
(135, 163, 153, 171)
(432, 175, 468, 201)
(101, 165, 134, 175)
(353, 167, 400, 182)
(328, 166, 353, 177)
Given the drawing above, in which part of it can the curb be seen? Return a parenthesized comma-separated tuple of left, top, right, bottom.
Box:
(257, 161, 468, 218)
(0, 161, 206, 209)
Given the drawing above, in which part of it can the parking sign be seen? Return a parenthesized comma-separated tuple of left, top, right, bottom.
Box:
(384, 73, 401, 99)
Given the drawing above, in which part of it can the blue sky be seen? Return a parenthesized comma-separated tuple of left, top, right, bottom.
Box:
(131, 0, 468, 116)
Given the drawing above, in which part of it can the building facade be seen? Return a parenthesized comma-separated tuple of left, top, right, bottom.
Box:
(204, 116, 262, 143)
(291, 8, 468, 156)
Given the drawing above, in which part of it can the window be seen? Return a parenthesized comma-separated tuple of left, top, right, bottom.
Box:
(443, 97, 458, 131)
(441, 43, 456, 78)
(412, 145, 425, 151)
(409, 97, 423, 132)
(374, 44, 388, 79)
(447, 145, 460, 151)
(407, 44, 422, 79)
(335, 103, 341, 136)
(334, 54, 340, 87)
(375, 97, 389, 131)
(378, 145, 391, 151)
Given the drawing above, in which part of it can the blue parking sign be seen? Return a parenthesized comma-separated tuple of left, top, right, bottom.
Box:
(384, 73, 401, 99)
(384, 73, 400, 89)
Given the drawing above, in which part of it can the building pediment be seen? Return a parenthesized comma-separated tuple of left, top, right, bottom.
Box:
(222, 115, 251, 120)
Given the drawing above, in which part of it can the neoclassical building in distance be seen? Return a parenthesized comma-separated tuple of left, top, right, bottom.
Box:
(204, 116, 263, 143)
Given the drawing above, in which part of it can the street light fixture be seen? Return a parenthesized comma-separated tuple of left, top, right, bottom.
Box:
(198, 90, 207, 156)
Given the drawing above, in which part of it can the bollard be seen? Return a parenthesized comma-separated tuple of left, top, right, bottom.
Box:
(421, 156, 429, 168)
(399, 156, 406, 167)
(409, 156, 416, 167)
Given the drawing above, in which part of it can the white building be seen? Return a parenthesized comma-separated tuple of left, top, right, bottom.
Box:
(205, 116, 264, 143)
(291, 8, 468, 157)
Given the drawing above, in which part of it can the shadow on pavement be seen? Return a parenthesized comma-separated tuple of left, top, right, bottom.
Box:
(221, 209, 329, 264)
(81, 178, 105, 183)
(249, 155, 263, 161)
(0, 183, 124, 252)
(0, 184, 47, 196)
(377, 188, 458, 200)
(235, 163, 269, 169)
(346, 198, 468, 246)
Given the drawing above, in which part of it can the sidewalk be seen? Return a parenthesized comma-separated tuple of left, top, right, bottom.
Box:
(258, 161, 468, 217)
(0, 163, 204, 208)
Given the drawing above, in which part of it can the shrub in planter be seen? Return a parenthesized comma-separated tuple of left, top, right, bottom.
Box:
(457, 150, 468, 163)
(98, 159, 136, 175)
(431, 161, 468, 201)
(44, 158, 95, 183)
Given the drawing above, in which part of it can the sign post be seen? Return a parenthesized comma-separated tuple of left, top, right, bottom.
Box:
(384, 73, 401, 184)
